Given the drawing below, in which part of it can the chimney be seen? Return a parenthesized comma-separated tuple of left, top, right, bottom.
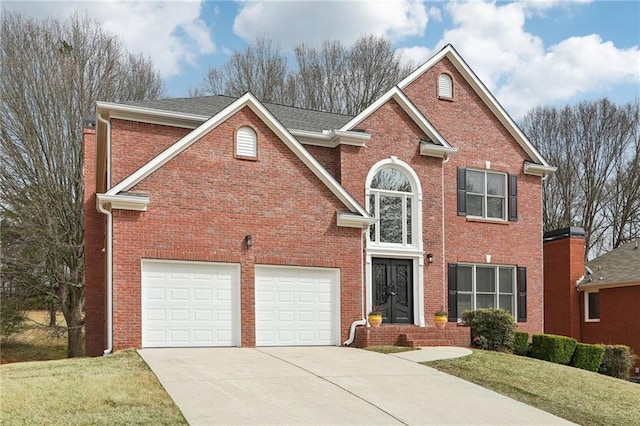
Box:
(543, 227, 586, 340)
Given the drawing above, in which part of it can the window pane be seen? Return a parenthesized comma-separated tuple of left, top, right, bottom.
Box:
(487, 197, 504, 219)
(499, 295, 514, 314)
(379, 195, 402, 243)
(466, 170, 484, 194)
(499, 268, 514, 293)
(457, 293, 472, 317)
(487, 173, 505, 196)
(588, 292, 600, 319)
(369, 194, 376, 241)
(466, 194, 483, 216)
(457, 266, 473, 292)
(406, 198, 412, 245)
(477, 294, 495, 309)
(476, 267, 496, 292)
(371, 168, 411, 192)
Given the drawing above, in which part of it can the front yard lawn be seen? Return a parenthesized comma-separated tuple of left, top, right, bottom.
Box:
(0, 349, 186, 425)
(425, 349, 640, 426)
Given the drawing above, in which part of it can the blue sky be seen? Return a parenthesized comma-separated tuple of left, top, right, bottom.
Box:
(5, 0, 640, 118)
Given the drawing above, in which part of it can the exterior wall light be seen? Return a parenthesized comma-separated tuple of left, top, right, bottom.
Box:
(426, 253, 434, 263)
(245, 235, 253, 247)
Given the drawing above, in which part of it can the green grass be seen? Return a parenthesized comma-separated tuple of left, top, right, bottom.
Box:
(364, 345, 419, 354)
(425, 349, 640, 426)
(0, 349, 187, 425)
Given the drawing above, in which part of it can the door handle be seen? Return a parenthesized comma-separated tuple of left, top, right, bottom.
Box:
(390, 291, 396, 296)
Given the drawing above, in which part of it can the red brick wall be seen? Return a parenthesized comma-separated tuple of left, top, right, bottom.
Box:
(108, 107, 363, 350)
(543, 236, 585, 339)
(84, 128, 107, 356)
(404, 58, 546, 334)
(582, 285, 640, 370)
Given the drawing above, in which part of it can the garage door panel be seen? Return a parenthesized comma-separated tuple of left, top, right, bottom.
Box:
(142, 260, 239, 347)
(255, 266, 339, 346)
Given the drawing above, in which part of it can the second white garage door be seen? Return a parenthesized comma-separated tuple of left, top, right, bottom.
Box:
(255, 266, 340, 346)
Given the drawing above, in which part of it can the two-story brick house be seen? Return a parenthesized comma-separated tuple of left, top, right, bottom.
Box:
(84, 44, 555, 356)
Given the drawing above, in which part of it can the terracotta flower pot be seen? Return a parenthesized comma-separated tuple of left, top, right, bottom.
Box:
(368, 314, 383, 328)
(434, 315, 448, 329)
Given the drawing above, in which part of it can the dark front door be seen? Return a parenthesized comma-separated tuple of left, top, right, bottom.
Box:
(372, 258, 413, 323)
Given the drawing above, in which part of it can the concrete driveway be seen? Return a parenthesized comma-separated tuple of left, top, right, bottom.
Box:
(139, 347, 573, 425)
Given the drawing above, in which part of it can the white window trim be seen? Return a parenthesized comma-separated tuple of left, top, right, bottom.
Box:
(456, 263, 517, 320)
(365, 158, 422, 250)
(364, 158, 425, 327)
(466, 169, 507, 221)
(584, 291, 600, 322)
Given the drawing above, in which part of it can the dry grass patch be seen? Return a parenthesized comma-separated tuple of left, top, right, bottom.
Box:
(364, 345, 419, 354)
(1, 311, 69, 364)
(0, 349, 186, 425)
(425, 349, 640, 426)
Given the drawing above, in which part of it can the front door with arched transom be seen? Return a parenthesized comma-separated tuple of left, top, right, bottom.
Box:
(372, 258, 413, 323)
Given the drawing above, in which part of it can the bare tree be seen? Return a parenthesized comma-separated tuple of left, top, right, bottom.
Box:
(0, 12, 163, 357)
(195, 34, 413, 115)
(521, 99, 640, 258)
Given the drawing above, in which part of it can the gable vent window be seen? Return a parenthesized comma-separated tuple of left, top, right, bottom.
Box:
(438, 73, 453, 99)
(236, 126, 257, 159)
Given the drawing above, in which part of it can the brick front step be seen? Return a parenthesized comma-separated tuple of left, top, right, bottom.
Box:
(352, 324, 470, 348)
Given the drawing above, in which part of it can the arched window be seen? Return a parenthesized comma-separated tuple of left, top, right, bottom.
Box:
(438, 73, 453, 99)
(235, 126, 257, 158)
(368, 167, 415, 245)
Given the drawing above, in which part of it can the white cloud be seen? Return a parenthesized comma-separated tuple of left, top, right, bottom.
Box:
(431, 0, 639, 117)
(233, 0, 428, 48)
(3, 0, 215, 78)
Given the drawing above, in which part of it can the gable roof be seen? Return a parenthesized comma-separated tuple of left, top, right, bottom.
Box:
(340, 86, 455, 155)
(579, 241, 640, 289)
(103, 92, 372, 223)
(123, 95, 353, 133)
(398, 44, 554, 171)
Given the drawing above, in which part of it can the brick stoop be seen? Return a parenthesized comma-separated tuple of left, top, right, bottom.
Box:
(352, 324, 470, 348)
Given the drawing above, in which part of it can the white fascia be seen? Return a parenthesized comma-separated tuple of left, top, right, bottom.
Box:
(290, 129, 370, 148)
(97, 193, 150, 212)
(96, 101, 206, 130)
(398, 44, 553, 169)
(524, 162, 557, 177)
(337, 212, 378, 228)
(420, 143, 459, 159)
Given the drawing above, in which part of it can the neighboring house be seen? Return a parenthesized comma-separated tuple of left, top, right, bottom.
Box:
(84, 45, 555, 356)
(544, 228, 640, 371)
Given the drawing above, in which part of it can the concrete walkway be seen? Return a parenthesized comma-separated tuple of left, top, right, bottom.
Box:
(139, 346, 574, 425)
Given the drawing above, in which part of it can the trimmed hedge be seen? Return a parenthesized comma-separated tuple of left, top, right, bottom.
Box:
(462, 308, 515, 352)
(513, 331, 530, 356)
(570, 343, 605, 372)
(529, 334, 577, 365)
(598, 345, 638, 380)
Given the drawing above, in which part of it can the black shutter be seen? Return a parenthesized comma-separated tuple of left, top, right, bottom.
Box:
(517, 266, 527, 322)
(448, 263, 458, 321)
(508, 174, 518, 221)
(457, 168, 466, 216)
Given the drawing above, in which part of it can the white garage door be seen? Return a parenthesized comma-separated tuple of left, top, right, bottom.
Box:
(255, 266, 340, 346)
(141, 260, 240, 347)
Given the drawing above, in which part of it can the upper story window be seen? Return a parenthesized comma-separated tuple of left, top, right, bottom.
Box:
(438, 73, 453, 99)
(235, 126, 257, 159)
(368, 167, 416, 246)
(457, 168, 518, 221)
(585, 291, 600, 322)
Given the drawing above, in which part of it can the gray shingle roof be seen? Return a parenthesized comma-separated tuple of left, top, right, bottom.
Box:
(124, 95, 353, 133)
(582, 241, 640, 286)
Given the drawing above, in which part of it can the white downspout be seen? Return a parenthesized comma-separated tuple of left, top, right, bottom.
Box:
(343, 228, 368, 346)
(96, 112, 113, 355)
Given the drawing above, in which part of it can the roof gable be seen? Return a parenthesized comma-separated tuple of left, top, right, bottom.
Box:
(104, 93, 371, 220)
(580, 241, 640, 288)
(397, 44, 553, 171)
